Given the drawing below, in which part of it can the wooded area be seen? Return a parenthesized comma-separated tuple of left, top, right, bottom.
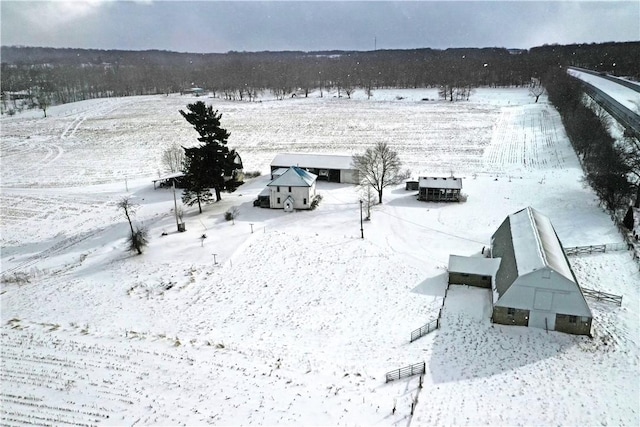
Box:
(1, 42, 638, 108)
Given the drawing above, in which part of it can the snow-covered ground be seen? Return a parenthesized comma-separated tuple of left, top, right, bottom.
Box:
(1, 88, 638, 426)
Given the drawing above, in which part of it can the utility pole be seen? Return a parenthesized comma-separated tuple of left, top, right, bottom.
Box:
(173, 179, 180, 231)
(360, 199, 364, 239)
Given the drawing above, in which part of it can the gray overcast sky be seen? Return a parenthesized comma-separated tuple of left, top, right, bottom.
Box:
(1, 1, 638, 53)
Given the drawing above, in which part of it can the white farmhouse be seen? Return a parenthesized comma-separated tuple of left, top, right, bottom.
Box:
(490, 207, 592, 336)
(266, 166, 317, 211)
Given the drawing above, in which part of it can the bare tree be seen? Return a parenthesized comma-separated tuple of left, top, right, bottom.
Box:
(352, 142, 404, 204)
(619, 134, 640, 208)
(359, 185, 376, 219)
(117, 197, 149, 255)
(37, 93, 50, 117)
(529, 79, 545, 103)
(162, 143, 185, 173)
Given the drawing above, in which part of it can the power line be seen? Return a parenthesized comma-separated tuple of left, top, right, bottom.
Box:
(376, 209, 487, 245)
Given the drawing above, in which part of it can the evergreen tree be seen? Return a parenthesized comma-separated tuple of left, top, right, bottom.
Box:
(179, 102, 243, 208)
(181, 145, 215, 213)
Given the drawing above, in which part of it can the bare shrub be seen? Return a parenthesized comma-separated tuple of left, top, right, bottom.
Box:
(225, 206, 240, 224)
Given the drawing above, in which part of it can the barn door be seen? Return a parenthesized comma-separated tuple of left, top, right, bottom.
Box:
(529, 290, 556, 331)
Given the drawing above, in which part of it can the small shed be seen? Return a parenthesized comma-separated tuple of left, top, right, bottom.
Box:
(491, 207, 592, 336)
(266, 166, 317, 210)
(253, 187, 271, 208)
(152, 172, 185, 189)
(418, 176, 462, 202)
(448, 255, 502, 288)
(405, 180, 419, 191)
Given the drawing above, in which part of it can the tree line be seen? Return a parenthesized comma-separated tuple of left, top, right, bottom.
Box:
(2, 42, 638, 112)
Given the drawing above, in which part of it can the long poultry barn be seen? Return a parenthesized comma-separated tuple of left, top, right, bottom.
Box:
(270, 153, 359, 184)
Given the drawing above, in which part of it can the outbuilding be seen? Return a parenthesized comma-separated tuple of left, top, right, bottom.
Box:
(405, 180, 419, 191)
(266, 166, 317, 210)
(490, 207, 592, 336)
(152, 172, 185, 189)
(418, 176, 462, 202)
(270, 153, 359, 184)
(448, 255, 501, 288)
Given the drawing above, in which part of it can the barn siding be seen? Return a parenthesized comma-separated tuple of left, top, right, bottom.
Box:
(555, 314, 592, 336)
(492, 306, 530, 326)
(448, 272, 492, 288)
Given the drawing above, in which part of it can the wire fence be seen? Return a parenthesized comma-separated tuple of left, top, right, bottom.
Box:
(582, 287, 623, 306)
(410, 317, 439, 342)
(385, 362, 426, 383)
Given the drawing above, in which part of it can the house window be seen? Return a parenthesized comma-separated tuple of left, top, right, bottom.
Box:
(569, 315, 577, 324)
(277, 197, 280, 204)
(507, 308, 516, 316)
(303, 198, 307, 205)
(288, 186, 292, 192)
(277, 186, 280, 192)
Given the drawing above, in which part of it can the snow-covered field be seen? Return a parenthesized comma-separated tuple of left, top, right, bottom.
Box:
(1, 88, 638, 426)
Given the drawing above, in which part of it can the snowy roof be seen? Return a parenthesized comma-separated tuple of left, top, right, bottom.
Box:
(267, 166, 317, 187)
(271, 153, 355, 170)
(508, 207, 574, 281)
(152, 171, 185, 182)
(491, 206, 582, 294)
(271, 168, 289, 177)
(419, 176, 462, 189)
(448, 255, 502, 276)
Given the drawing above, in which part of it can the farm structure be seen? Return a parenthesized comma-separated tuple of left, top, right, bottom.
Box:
(270, 153, 359, 184)
(405, 180, 419, 191)
(152, 172, 185, 189)
(417, 176, 462, 202)
(447, 255, 501, 288)
(182, 87, 206, 96)
(265, 166, 317, 211)
(490, 207, 592, 336)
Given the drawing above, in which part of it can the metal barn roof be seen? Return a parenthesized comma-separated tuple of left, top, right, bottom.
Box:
(509, 207, 574, 281)
(271, 153, 355, 170)
(448, 255, 502, 276)
(491, 207, 583, 298)
(419, 176, 463, 189)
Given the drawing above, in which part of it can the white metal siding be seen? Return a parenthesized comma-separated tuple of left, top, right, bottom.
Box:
(340, 169, 359, 184)
(270, 185, 314, 210)
(496, 268, 592, 322)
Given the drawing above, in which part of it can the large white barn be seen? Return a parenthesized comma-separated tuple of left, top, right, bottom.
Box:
(270, 153, 359, 184)
(490, 207, 592, 336)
